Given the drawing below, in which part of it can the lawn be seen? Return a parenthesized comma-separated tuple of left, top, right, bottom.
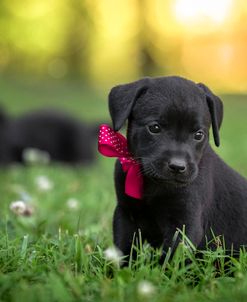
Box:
(0, 77, 247, 302)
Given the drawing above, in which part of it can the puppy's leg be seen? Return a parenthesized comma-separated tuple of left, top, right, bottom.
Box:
(113, 205, 138, 264)
(160, 214, 204, 263)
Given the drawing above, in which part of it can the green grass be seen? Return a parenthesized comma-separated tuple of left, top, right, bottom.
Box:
(0, 77, 247, 301)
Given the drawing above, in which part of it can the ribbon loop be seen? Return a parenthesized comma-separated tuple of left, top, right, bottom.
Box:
(98, 124, 143, 199)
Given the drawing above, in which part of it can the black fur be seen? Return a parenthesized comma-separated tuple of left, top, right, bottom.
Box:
(109, 76, 247, 259)
(0, 109, 97, 165)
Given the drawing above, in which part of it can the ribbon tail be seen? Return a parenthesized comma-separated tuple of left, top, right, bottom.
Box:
(125, 165, 143, 199)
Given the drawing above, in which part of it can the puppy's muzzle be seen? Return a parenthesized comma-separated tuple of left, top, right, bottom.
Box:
(142, 154, 198, 185)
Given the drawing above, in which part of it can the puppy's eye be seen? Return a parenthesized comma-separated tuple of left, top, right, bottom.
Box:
(147, 123, 161, 134)
(194, 130, 205, 141)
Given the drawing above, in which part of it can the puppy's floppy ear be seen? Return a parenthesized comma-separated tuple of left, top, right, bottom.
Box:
(197, 83, 223, 147)
(109, 78, 150, 131)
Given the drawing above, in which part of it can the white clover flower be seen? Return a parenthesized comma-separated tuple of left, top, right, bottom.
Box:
(10, 200, 26, 215)
(104, 246, 123, 265)
(22, 148, 50, 165)
(36, 176, 53, 191)
(9, 200, 34, 216)
(137, 280, 156, 297)
(66, 198, 79, 209)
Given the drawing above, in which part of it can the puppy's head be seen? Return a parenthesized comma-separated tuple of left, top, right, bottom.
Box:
(109, 76, 223, 186)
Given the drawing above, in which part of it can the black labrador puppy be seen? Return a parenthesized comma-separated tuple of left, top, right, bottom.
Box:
(0, 109, 97, 165)
(108, 76, 247, 259)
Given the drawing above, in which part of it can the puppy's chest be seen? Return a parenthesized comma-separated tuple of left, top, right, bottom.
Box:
(133, 203, 185, 244)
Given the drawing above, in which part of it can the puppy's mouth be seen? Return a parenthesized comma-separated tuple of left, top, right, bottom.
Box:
(140, 163, 197, 186)
(150, 174, 192, 186)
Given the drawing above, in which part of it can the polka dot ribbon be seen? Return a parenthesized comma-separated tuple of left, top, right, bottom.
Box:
(98, 124, 143, 199)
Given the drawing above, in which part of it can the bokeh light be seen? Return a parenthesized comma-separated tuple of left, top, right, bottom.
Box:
(174, 0, 232, 26)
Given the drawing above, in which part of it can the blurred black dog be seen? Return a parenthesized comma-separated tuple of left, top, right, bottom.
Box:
(109, 76, 247, 259)
(0, 109, 97, 165)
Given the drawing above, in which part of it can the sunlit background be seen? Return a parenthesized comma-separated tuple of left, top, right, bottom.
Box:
(0, 0, 247, 92)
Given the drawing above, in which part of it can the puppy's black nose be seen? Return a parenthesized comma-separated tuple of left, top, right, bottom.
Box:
(168, 159, 187, 174)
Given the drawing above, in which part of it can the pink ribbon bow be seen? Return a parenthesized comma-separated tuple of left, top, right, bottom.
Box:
(98, 124, 143, 199)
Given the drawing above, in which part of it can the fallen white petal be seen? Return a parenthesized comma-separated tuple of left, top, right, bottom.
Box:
(137, 280, 156, 296)
(66, 198, 79, 209)
(36, 176, 53, 191)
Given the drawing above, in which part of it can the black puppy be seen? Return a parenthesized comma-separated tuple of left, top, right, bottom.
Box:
(0, 109, 97, 165)
(108, 76, 247, 259)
